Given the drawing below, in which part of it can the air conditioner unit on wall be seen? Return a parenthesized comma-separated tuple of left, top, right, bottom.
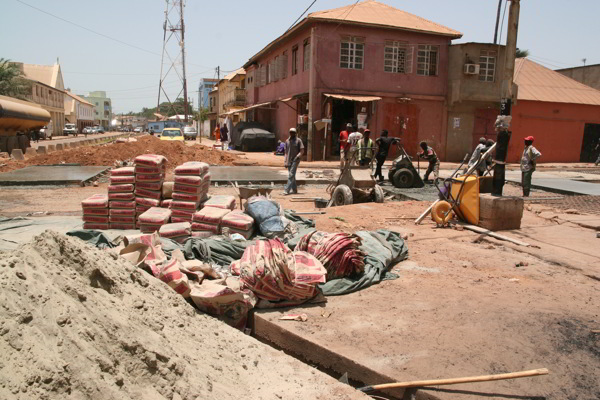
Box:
(464, 64, 480, 75)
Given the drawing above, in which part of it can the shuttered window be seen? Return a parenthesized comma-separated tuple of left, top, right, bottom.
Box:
(303, 38, 311, 71)
(281, 51, 288, 79)
(292, 46, 298, 75)
(340, 36, 364, 70)
(384, 40, 412, 73)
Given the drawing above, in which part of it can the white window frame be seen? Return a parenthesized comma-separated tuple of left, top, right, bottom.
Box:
(478, 49, 497, 82)
(417, 45, 439, 76)
(384, 40, 412, 73)
(340, 36, 365, 70)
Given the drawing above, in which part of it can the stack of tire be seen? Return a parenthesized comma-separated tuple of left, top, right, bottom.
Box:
(107, 166, 136, 230)
(171, 162, 210, 223)
(134, 154, 167, 226)
(81, 194, 109, 230)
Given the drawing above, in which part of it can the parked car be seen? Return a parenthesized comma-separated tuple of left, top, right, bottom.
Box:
(63, 123, 77, 136)
(231, 121, 277, 152)
(96, 126, 105, 134)
(183, 126, 197, 140)
(134, 127, 143, 133)
(159, 127, 184, 142)
(82, 126, 92, 135)
(39, 126, 52, 140)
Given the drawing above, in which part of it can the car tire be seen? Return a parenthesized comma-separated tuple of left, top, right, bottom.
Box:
(332, 184, 353, 207)
(392, 168, 414, 188)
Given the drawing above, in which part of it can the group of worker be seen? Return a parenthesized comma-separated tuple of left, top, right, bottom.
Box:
(281, 123, 543, 197)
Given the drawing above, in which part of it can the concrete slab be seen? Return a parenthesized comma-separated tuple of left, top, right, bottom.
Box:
(55, 143, 64, 151)
(46, 144, 56, 152)
(506, 171, 600, 196)
(210, 166, 288, 183)
(0, 165, 110, 186)
(10, 149, 24, 160)
(24, 147, 37, 157)
(37, 146, 47, 154)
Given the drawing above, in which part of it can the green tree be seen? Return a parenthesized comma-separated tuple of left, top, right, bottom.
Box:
(515, 48, 530, 58)
(0, 58, 30, 99)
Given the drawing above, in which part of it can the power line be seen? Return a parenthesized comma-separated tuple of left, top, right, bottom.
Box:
(15, 0, 160, 56)
(286, 0, 318, 32)
(333, 0, 361, 32)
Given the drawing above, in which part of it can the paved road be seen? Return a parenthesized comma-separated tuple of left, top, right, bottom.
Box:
(29, 131, 138, 149)
(505, 170, 600, 196)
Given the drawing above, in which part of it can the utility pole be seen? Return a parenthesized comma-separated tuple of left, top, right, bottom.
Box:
(493, 0, 503, 44)
(493, 0, 520, 196)
(157, 0, 189, 124)
(216, 66, 220, 80)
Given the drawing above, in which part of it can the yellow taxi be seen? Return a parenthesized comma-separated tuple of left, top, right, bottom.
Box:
(159, 127, 184, 141)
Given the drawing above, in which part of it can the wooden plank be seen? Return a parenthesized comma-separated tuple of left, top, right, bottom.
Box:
(455, 222, 531, 247)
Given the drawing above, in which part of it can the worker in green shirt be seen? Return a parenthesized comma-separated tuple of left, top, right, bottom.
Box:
(357, 129, 374, 166)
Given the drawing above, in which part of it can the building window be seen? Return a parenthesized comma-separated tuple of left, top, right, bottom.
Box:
(292, 46, 298, 75)
(417, 45, 438, 76)
(303, 38, 311, 71)
(340, 36, 364, 70)
(281, 51, 288, 79)
(479, 49, 496, 82)
(384, 40, 411, 73)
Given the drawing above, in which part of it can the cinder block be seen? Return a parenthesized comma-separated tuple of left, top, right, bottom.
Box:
(478, 194, 524, 231)
(37, 146, 47, 154)
(55, 143, 64, 151)
(10, 149, 25, 160)
(24, 147, 37, 157)
(46, 144, 56, 153)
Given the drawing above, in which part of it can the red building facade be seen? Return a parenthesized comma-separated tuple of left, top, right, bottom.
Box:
(243, 1, 462, 161)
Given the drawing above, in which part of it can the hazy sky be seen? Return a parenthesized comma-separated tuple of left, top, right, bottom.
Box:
(2, 0, 598, 113)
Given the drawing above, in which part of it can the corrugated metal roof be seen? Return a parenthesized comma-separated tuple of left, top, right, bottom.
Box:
(514, 58, 600, 106)
(222, 68, 246, 81)
(308, 0, 462, 38)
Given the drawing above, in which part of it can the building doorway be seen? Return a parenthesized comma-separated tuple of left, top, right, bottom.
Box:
(580, 123, 600, 162)
(331, 99, 355, 156)
(382, 102, 419, 158)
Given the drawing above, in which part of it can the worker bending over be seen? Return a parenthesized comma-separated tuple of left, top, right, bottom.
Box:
(418, 141, 439, 183)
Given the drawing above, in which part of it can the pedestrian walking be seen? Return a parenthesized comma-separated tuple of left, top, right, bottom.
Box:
(418, 141, 439, 183)
(521, 136, 541, 197)
(220, 123, 229, 150)
(357, 129, 374, 166)
(339, 123, 352, 170)
(374, 130, 399, 182)
(466, 137, 487, 176)
(214, 123, 221, 142)
(283, 127, 304, 195)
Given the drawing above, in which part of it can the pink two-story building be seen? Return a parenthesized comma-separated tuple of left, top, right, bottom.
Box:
(242, 0, 462, 161)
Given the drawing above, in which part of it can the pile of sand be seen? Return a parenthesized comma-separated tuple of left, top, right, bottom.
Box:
(0, 231, 366, 400)
(0, 136, 239, 173)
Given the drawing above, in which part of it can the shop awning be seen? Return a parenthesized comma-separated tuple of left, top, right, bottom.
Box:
(324, 93, 382, 102)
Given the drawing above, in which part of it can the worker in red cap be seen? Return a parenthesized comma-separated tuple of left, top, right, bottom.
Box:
(521, 136, 542, 197)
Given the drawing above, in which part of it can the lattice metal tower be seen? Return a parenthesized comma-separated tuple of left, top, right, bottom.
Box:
(157, 0, 189, 123)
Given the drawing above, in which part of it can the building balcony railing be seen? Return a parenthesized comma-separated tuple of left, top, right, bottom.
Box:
(223, 88, 246, 108)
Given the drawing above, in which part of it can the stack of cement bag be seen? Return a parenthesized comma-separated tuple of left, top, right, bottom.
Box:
(232, 239, 326, 303)
(134, 154, 167, 225)
(221, 211, 255, 239)
(296, 231, 365, 279)
(107, 166, 136, 230)
(81, 194, 109, 230)
(159, 222, 192, 243)
(171, 162, 210, 223)
(161, 182, 174, 209)
(203, 195, 236, 210)
(192, 207, 230, 236)
(138, 207, 172, 234)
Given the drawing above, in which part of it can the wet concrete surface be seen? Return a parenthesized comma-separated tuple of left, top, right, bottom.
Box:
(210, 166, 289, 183)
(505, 171, 600, 196)
(381, 181, 440, 202)
(0, 165, 110, 186)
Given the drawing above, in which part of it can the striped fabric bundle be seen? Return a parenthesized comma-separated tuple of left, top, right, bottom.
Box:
(232, 239, 326, 302)
(296, 231, 365, 280)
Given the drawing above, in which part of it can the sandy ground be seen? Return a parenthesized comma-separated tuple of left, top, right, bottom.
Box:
(1, 142, 599, 399)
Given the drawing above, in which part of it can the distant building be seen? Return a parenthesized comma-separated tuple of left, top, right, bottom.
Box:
(198, 78, 219, 109)
(556, 64, 600, 91)
(80, 91, 112, 129)
(16, 61, 66, 137)
(147, 120, 181, 134)
(217, 68, 246, 123)
(242, 0, 462, 160)
(116, 115, 147, 130)
(64, 91, 94, 132)
(205, 87, 219, 137)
